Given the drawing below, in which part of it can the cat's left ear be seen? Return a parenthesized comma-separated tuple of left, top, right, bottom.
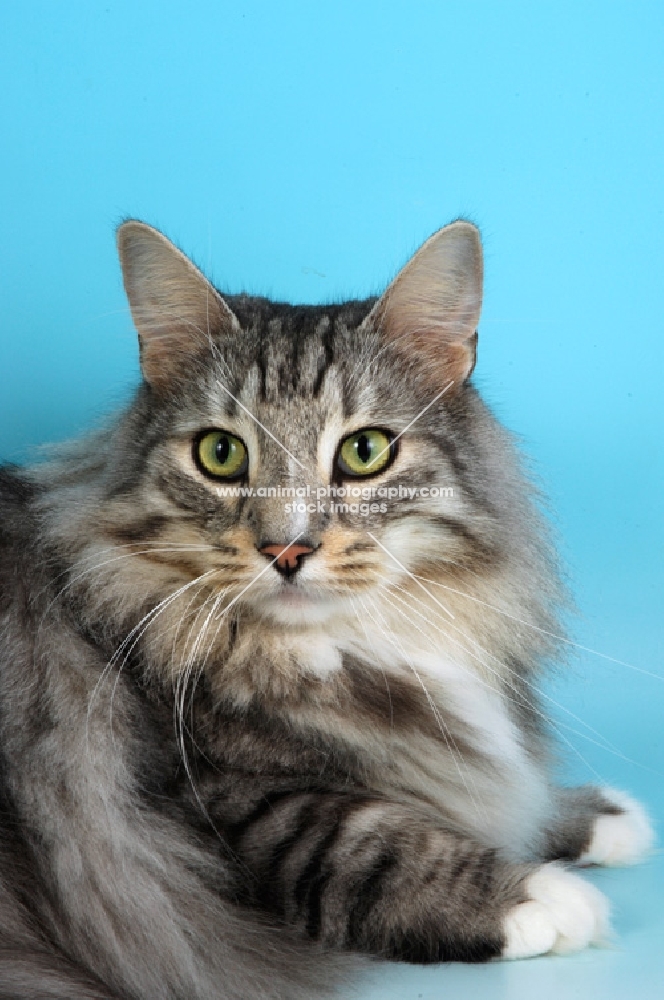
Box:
(117, 221, 240, 390)
(364, 221, 483, 387)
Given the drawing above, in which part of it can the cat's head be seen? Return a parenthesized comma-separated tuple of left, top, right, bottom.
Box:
(98, 220, 501, 634)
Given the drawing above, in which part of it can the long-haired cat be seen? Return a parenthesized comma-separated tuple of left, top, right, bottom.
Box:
(0, 220, 653, 999)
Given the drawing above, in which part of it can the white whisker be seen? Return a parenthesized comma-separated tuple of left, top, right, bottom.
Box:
(215, 377, 310, 473)
(366, 532, 454, 619)
(37, 543, 216, 640)
(413, 573, 664, 683)
(385, 577, 623, 756)
(347, 590, 394, 730)
(359, 592, 487, 820)
(87, 570, 218, 751)
(378, 582, 605, 783)
(212, 533, 306, 621)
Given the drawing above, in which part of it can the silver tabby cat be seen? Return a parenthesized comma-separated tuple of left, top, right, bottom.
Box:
(0, 221, 653, 998)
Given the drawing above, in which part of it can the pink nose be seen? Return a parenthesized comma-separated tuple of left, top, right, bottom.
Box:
(259, 542, 315, 575)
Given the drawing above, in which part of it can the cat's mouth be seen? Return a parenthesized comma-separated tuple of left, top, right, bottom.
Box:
(257, 582, 344, 626)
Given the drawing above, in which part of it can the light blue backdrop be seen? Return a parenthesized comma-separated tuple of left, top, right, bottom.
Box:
(1, 3, 662, 998)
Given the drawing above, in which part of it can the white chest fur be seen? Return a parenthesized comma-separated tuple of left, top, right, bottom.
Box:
(299, 608, 554, 860)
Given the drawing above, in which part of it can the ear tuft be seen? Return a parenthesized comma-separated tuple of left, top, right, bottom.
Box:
(365, 221, 483, 387)
(117, 221, 238, 389)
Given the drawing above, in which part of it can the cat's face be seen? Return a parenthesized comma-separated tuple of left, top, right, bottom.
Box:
(103, 222, 488, 632)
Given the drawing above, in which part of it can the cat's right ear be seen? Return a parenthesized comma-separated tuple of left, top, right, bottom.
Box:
(117, 221, 239, 390)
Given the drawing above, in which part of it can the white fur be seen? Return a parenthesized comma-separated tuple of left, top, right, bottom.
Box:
(503, 864, 610, 959)
(336, 608, 552, 857)
(579, 789, 655, 866)
(290, 632, 343, 677)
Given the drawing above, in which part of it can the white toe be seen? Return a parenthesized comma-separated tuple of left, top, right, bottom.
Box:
(503, 864, 610, 959)
(579, 789, 655, 867)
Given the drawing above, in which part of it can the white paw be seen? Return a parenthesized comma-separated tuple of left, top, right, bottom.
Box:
(502, 864, 610, 959)
(579, 789, 655, 867)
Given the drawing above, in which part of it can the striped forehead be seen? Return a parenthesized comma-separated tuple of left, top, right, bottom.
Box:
(194, 343, 339, 477)
(258, 315, 333, 402)
(213, 297, 379, 406)
(178, 298, 395, 452)
(209, 318, 342, 410)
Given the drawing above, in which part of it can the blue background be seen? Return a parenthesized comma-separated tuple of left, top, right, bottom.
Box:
(1, 3, 662, 997)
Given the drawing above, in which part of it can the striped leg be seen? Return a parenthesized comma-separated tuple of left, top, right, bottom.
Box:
(223, 791, 607, 962)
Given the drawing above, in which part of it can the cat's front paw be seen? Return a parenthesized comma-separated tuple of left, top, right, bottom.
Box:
(578, 789, 654, 867)
(502, 864, 610, 960)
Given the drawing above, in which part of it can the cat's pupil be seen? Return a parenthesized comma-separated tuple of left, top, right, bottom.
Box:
(216, 436, 230, 464)
(357, 434, 372, 464)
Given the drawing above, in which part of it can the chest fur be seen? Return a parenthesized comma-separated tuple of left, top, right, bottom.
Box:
(204, 610, 552, 860)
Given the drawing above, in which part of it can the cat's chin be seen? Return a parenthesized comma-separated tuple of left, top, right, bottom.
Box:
(257, 589, 344, 626)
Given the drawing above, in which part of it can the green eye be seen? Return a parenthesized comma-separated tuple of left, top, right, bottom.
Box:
(337, 428, 394, 477)
(195, 430, 248, 479)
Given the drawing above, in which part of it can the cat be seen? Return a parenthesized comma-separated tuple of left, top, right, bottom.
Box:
(0, 218, 654, 999)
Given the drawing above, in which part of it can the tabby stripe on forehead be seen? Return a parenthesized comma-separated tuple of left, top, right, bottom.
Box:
(312, 318, 335, 397)
(289, 325, 304, 391)
(257, 332, 269, 401)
